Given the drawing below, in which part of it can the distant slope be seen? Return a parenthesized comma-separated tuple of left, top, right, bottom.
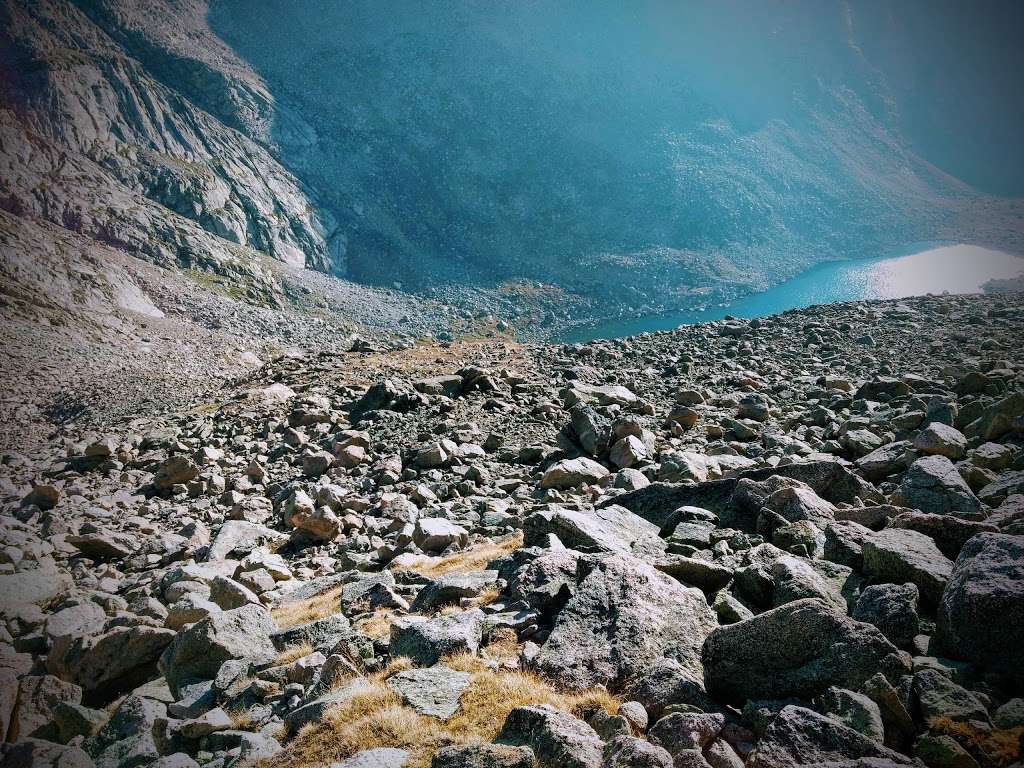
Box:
(1, 0, 1021, 321)
(210, 0, 1024, 309)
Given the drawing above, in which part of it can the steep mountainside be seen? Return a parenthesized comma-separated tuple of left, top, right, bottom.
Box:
(2, 0, 1021, 322)
(0, 0, 342, 281)
(210, 0, 1024, 308)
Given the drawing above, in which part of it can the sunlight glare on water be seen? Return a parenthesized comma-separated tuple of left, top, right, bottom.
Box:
(562, 244, 1024, 342)
(853, 245, 1024, 299)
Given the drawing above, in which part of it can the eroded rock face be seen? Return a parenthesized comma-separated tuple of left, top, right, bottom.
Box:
(534, 554, 716, 691)
(702, 599, 909, 704)
(0, 1, 341, 279)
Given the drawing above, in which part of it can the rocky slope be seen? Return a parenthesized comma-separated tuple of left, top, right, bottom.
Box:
(2, 292, 1023, 768)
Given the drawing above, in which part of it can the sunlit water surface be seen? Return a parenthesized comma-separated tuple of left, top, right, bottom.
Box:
(561, 244, 1024, 342)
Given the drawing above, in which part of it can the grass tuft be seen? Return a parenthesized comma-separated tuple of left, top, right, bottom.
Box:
(274, 642, 314, 666)
(354, 609, 395, 640)
(928, 716, 1023, 767)
(269, 651, 617, 768)
(402, 532, 523, 579)
(271, 585, 344, 628)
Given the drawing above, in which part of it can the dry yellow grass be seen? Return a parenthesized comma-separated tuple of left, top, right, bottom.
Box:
(274, 642, 314, 666)
(473, 585, 502, 607)
(481, 626, 520, 665)
(354, 609, 395, 640)
(928, 716, 1023, 767)
(270, 652, 618, 768)
(271, 585, 344, 628)
(404, 532, 524, 579)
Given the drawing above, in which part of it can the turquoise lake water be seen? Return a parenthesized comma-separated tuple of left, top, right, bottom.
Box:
(561, 244, 1024, 343)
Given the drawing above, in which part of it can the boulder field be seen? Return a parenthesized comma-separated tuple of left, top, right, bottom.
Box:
(1, 292, 1023, 767)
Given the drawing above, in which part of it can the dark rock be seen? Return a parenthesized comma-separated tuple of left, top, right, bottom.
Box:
(702, 599, 909, 705)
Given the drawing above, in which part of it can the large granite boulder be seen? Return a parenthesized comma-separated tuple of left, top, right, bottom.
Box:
(390, 610, 484, 666)
(747, 706, 914, 768)
(159, 604, 277, 695)
(861, 528, 953, 608)
(497, 704, 603, 768)
(533, 554, 717, 691)
(702, 599, 909, 705)
(523, 506, 665, 560)
(891, 456, 982, 518)
(935, 533, 1024, 686)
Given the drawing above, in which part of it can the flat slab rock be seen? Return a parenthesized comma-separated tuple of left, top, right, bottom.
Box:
(330, 747, 410, 767)
(385, 665, 470, 719)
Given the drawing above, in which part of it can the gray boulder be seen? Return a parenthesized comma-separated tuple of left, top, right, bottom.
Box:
(814, 687, 885, 743)
(285, 677, 375, 736)
(534, 554, 716, 691)
(390, 610, 484, 665)
(332, 747, 411, 767)
(431, 744, 536, 768)
(497, 704, 603, 768)
(541, 458, 610, 490)
(747, 706, 914, 768)
(702, 599, 909, 705)
(48, 625, 176, 695)
(602, 736, 672, 768)
(852, 583, 919, 649)
(0, 739, 94, 768)
(913, 423, 967, 460)
(862, 528, 953, 608)
(911, 669, 990, 725)
(892, 456, 982, 518)
(411, 571, 501, 612)
(889, 511, 998, 560)
(647, 712, 724, 753)
(620, 658, 719, 721)
(856, 442, 917, 482)
(935, 533, 1024, 686)
(524, 506, 665, 560)
(386, 665, 470, 720)
(159, 604, 277, 695)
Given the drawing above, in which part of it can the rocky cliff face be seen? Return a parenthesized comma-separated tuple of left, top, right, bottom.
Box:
(0, 0, 344, 281)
